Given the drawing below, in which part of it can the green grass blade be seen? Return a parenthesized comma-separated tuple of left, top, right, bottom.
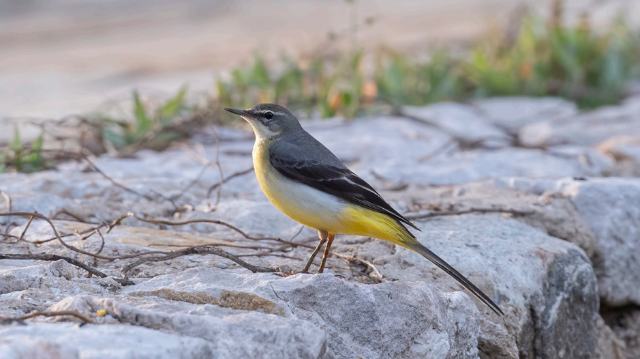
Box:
(159, 85, 188, 123)
(133, 90, 152, 135)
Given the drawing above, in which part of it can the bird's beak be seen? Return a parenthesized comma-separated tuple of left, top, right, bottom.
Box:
(224, 108, 250, 117)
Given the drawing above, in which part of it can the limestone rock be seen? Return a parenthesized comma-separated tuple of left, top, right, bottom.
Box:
(537, 95, 640, 147)
(369, 215, 599, 359)
(402, 102, 509, 146)
(498, 177, 640, 307)
(473, 97, 578, 134)
(595, 315, 627, 359)
(371, 147, 608, 185)
(558, 178, 640, 307)
(0, 259, 81, 295)
(119, 269, 481, 359)
(2, 97, 638, 358)
(50, 294, 326, 359)
(517, 121, 554, 148)
(478, 318, 519, 359)
(0, 323, 215, 359)
(602, 308, 640, 359)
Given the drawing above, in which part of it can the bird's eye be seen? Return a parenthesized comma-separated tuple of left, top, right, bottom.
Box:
(264, 111, 274, 120)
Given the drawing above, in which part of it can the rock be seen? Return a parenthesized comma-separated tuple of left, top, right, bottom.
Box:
(2, 97, 637, 358)
(546, 145, 615, 172)
(602, 308, 640, 359)
(0, 116, 453, 218)
(494, 177, 640, 308)
(48, 259, 79, 280)
(0, 113, 613, 224)
(307, 116, 454, 183)
(542, 95, 640, 147)
(0, 258, 126, 318)
(596, 136, 640, 177)
(597, 136, 640, 163)
(369, 215, 599, 359)
(392, 180, 599, 257)
(473, 97, 578, 134)
(517, 121, 554, 148)
(116, 269, 480, 359)
(402, 102, 510, 146)
(0, 260, 55, 295)
(50, 294, 326, 359)
(373, 147, 609, 185)
(478, 96, 640, 149)
(595, 315, 627, 359)
(557, 178, 640, 307)
(478, 318, 519, 359)
(0, 323, 215, 359)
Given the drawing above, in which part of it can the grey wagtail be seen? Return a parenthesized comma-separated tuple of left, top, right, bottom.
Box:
(225, 104, 503, 315)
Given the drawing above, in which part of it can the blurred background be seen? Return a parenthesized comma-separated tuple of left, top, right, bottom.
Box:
(1, 0, 638, 117)
(0, 0, 639, 172)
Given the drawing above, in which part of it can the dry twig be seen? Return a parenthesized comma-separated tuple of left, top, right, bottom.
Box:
(83, 156, 178, 209)
(206, 167, 254, 198)
(18, 215, 35, 242)
(333, 253, 386, 282)
(1, 310, 94, 325)
(121, 245, 277, 278)
(0, 211, 290, 282)
(405, 207, 533, 220)
(111, 212, 314, 249)
(50, 209, 95, 224)
(0, 212, 161, 261)
(0, 253, 108, 278)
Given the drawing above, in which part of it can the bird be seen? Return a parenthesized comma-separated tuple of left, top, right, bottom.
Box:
(225, 103, 503, 316)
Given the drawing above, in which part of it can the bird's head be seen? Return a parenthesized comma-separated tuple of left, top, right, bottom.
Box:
(225, 103, 302, 140)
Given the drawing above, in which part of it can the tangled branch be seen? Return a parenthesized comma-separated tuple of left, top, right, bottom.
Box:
(121, 245, 277, 278)
(0, 211, 293, 282)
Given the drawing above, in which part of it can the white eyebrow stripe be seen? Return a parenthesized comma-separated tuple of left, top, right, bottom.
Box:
(257, 110, 280, 116)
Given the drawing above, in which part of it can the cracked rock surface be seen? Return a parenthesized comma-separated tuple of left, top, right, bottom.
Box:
(2, 96, 640, 358)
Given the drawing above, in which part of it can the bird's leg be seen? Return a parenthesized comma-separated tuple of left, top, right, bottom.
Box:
(318, 233, 335, 273)
(302, 230, 328, 273)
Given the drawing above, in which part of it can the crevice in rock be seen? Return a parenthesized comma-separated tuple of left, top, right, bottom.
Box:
(130, 288, 285, 315)
(529, 303, 539, 359)
(601, 304, 640, 359)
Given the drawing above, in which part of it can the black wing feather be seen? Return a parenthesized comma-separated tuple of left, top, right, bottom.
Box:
(269, 142, 419, 231)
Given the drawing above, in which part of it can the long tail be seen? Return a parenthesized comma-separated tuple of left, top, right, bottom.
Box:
(344, 206, 504, 315)
(402, 238, 504, 316)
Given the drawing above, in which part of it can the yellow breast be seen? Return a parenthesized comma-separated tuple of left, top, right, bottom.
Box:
(253, 139, 346, 232)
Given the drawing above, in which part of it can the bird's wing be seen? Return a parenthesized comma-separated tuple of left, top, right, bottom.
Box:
(269, 139, 419, 231)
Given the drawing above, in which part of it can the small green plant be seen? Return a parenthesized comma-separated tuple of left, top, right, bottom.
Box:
(216, 52, 369, 120)
(375, 49, 464, 106)
(465, 13, 640, 108)
(0, 127, 46, 173)
(0, 86, 197, 173)
(101, 86, 189, 151)
(217, 5, 639, 113)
